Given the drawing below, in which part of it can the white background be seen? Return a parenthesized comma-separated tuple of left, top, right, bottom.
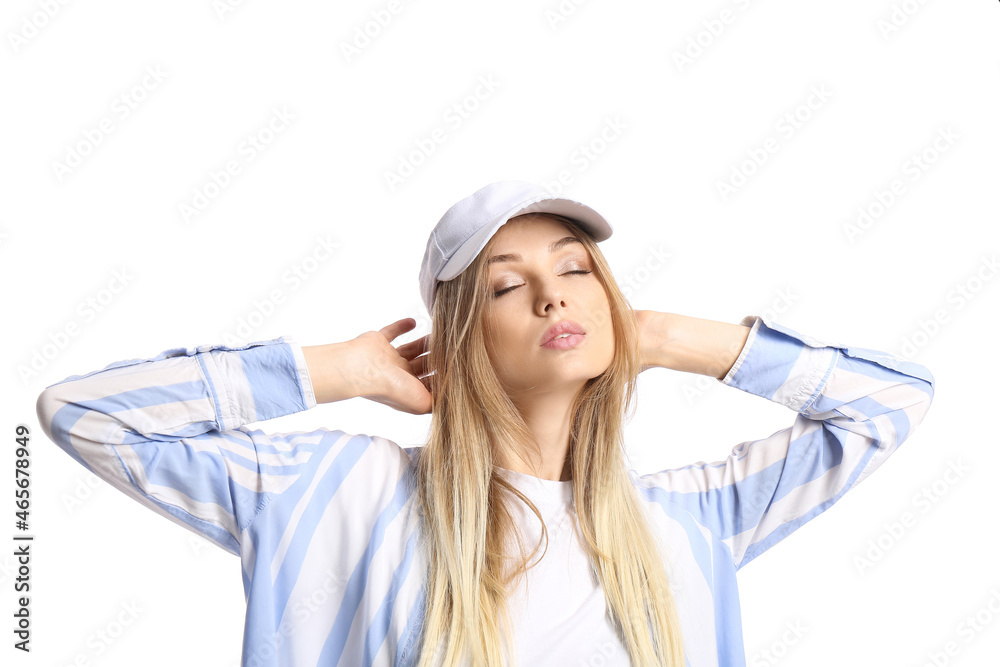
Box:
(2, 1, 998, 665)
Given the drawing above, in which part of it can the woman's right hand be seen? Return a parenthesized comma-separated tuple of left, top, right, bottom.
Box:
(301, 318, 434, 415)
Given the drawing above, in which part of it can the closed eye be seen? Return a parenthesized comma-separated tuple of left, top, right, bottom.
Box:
(492, 270, 593, 298)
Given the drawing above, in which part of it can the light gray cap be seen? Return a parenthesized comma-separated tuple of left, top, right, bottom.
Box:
(418, 180, 614, 314)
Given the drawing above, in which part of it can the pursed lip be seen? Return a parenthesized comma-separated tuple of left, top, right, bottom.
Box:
(540, 320, 586, 346)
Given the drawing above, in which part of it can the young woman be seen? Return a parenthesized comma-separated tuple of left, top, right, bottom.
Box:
(36, 181, 935, 666)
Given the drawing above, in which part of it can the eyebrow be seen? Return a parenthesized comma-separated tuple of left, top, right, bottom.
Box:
(486, 236, 584, 266)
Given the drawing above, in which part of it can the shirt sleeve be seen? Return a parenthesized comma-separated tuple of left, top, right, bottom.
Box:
(633, 314, 936, 571)
(35, 336, 321, 557)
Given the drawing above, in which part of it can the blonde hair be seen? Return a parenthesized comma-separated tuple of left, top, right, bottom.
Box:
(412, 213, 686, 666)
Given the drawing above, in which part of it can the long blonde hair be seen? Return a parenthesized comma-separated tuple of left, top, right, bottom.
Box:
(412, 213, 686, 666)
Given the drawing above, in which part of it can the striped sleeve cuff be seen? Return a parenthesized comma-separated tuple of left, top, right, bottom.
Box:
(194, 336, 317, 430)
(720, 315, 839, 414)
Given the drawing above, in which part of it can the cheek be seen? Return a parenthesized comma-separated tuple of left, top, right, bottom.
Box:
(585, 290, 613, 334)
(484, 314, 523, 360)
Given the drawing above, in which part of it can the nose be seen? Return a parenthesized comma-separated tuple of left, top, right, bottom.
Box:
(537, 278, 568, 315)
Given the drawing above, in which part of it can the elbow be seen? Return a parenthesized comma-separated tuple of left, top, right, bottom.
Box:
(917, 367, 935, 412)
(918, 361, 935, 404)
(905, 373, 935, 437)
(902, 359, 935, 425)
(35, 386, 66, 448)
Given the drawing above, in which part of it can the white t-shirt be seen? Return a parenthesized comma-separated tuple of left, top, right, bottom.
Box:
(495, 466, 631, 666)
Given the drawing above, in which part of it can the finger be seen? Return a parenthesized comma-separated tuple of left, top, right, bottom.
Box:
(379, 318, 416, 342)
(396, 333, 430, 359)
(420, 374, 434, 397)
(410, 353, 430, 377)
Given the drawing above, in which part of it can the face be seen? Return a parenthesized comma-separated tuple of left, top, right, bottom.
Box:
(482, 214, 615, 398)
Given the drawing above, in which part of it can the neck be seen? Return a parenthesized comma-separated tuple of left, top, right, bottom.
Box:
(500, 384, 579, 481)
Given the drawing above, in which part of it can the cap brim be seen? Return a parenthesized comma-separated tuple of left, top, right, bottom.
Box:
(437, 195, 613, 282)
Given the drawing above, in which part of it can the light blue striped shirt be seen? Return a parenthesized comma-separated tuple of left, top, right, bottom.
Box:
(35, 314, 934, 666)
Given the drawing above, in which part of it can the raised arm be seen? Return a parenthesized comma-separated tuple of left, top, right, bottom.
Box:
(35, 336, 330, 555)
(632, 313, 935, 570)
(36, 317, 431, 557)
